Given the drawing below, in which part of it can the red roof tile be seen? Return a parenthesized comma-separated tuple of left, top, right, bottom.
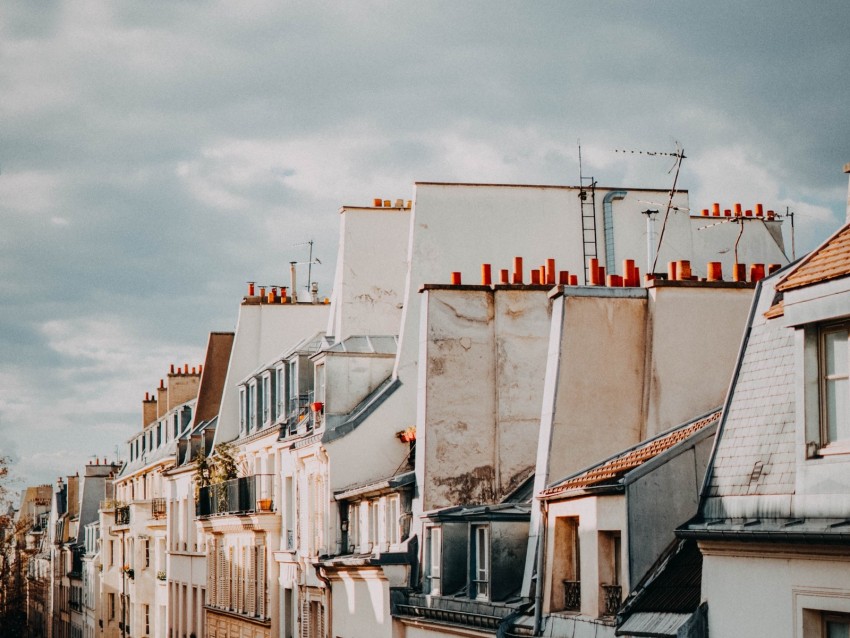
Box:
(540, 411, 721, 498)
(776, 223, 850, 291)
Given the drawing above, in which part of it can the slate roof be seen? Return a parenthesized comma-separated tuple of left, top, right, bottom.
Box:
(540, 410, 721, 499)
(776, 222, 850, 291)
(703, 274, 797, 503)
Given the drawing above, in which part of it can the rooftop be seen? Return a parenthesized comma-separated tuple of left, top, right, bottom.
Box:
(776, 222, 850, 291)
(540, 410, 721, 499)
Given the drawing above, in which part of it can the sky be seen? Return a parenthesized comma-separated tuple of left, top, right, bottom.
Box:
(1, 1, 849, 492)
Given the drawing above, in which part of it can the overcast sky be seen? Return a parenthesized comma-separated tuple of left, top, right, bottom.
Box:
(1, 1, 849, 492)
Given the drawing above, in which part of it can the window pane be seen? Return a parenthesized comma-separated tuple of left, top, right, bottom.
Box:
(827, 620, 850, 638)
(827, 378, 850, 442)
(826, 329, 850, 377)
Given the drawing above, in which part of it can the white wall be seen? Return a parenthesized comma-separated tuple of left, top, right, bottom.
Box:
(326, 206, 411, 341)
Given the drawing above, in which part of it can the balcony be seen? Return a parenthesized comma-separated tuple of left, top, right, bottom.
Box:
(601, 583, 622, 616)
(151, 498, 167, 519)
(114, 506, 130, 526)
(197, 474, 275, 518)
(563, 580, 581, 611)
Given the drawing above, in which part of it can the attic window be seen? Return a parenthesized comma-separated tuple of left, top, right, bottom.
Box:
(818, 323, 850, 454)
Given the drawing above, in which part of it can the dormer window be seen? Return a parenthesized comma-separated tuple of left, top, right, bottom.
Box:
(239, 387, 247, 433)
(820, 323, 850, 449)
(262, 372, 273, 425)
(249, 380, 258, 431)
(471, 525, 490, 600)
(276, 364, 287, 421)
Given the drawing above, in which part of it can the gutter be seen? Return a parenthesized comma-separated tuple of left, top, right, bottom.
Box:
(678, 527, 850, 544)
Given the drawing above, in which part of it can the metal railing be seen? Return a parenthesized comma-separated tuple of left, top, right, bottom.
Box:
(114, 506, 130, 526)
(196, 475, 275, 518)
(151, 498, 167, 519)
(563, 580, 581, 611)
(601, 583, 621, 616)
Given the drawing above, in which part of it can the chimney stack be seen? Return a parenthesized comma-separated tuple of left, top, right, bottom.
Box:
(142, 392, 158, 428)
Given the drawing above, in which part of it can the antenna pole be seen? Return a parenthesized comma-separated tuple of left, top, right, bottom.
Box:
(650, 145, 685, 274)
(307, 240, 314, 291)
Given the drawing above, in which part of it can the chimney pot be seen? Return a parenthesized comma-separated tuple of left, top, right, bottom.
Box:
(750, 263, 765, 283)
(530, 269, 539, 285)
(499, 269, 509, 284)
(184, 363, 188, 374)
(755, 203, 764, 217)
(707, 262, 723, 282)
(623, 259, 636, 287)
(712, 203, 721, 217)
(538, 266, 546, 284)
(481, 264, 492, 286)
(559, 270, 569, 285)
(546, 258, 556, 285)
(247, 281, 255, 296)
(701, 208, 709, 217)
(767, 209, 776, 220)
(668, 261, 679, 281)
(170, 364, 175, 374)
(383, 200, 391, 207)
(745, 209, 753, 217)
(734, 203, 743, 216)
(373, 198, 382, 207)
(768, 263, 782, 274)
(678, 260, 692, 280)
(394, 199, 404, 208)
(733, 263, 747, 282)
(569, 274, 578, 286)
(588, 258, 601, 285)
(724, 209, 732, 217)
(512, 257, 523, 284)
(450, 272, 462, 285)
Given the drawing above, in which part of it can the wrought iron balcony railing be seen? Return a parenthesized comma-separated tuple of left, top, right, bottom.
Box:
(114, 506, 130, 526)
(563, 580, 581, 611)
(151, 498, 167, 519)
(601, 583, 622, 616)
(196, 474, 275, 518)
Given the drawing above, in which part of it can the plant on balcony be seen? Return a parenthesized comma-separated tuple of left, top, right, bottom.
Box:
(211, 442, 239, 483)
(397, 426, 416, 443)
(156, 570, 166, 581)
(122, 565, 134, 579)
(193, 449, 212, 499)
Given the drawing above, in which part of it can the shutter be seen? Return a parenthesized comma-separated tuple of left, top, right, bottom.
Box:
(217, 547, 226, 608)
(257, 545, 266, 618)
(318, 602, 325, 638)
(207, 542, 216, 605)
(246, 546, 256, 616)
(236, 546, 244, 614)
(300, 597, 310, 638)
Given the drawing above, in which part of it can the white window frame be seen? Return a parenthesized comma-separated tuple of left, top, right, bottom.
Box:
(386, 495, 400, 548)
(239, 387, 247, 433)
(471, 524, 490, 600)
(262, 372, 273, 425)
(426, 526, 442, 595)
(275, 364, 287, 421)
(818, 322, 850, 454)
(249, 380, 258, 431)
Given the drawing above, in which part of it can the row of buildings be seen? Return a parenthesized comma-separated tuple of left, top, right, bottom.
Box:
(12, 169, 850, 638)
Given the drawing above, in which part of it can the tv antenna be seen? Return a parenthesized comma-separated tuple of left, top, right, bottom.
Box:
(614, 143, 686, 273)
(292, 240, 322, 291)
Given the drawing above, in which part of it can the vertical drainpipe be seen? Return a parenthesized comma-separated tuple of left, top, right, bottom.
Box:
(602, 191, 627, 275)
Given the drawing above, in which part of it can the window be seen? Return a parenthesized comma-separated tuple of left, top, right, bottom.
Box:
(108, 593, 115, 619)
(471, 525, 489, 600)
(552, 517, 581, 612)
(239, 387, 247, 433)
(315, 364, 325, 404)
(145, 539, 150, 568)
(257, 378, 265, 428)
(426, 527, 442, 595)
(386, 495, 400, 546)
(262, 373, 272, 424)
(820, 324, 850, 448)
(826, 616, 850, 638)
(368, 500, 380, 548)
(348, 502, 360, 552)
(288, 360, 298, 415)
(144, 603, 150, 635)
(276, 365, 287, 420)
(249, 381, 257, 431)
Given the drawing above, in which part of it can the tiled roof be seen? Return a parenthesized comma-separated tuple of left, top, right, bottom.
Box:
(776, 223, 850, 291)
(705, 275, 797, 500)
(540, 411, 721, 498)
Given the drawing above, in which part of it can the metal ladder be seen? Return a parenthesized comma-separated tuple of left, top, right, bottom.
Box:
(579, 175, 598, 284)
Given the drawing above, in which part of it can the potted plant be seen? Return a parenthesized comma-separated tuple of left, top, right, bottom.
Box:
(311, 401, 324, 413)
(257, 498, 273, 512)
(397, 426, 416, 443)
(122, 565, 134, 579)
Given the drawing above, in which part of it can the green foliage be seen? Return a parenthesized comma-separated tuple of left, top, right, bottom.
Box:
(210, 442, 239, 483)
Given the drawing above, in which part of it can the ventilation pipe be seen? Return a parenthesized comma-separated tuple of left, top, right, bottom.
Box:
(602, 191, 627, 274)
(290, 262, 297, 304)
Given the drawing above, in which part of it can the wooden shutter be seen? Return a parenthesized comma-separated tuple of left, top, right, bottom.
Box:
(246, 546, 256, 616)
(300, 597, 310, 638)
(257, 545, 266, 618)
(217, 546, 226, 608)
(318, 601, 325, 638)
(207, 541, 216, 605)
(236, 546, 244, 614)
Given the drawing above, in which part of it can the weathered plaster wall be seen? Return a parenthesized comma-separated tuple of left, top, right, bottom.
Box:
(323, 354, 395, 416)
(328, 571, 392, 638)
(327, 206, 410, 342)
(547, 294, 648, 486)
(418, 286, 551, 511)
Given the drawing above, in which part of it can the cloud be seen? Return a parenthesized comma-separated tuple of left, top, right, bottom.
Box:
(0, 1, 849, 487)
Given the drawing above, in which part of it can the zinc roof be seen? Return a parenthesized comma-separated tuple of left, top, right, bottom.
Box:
(541, 410, 721, 498)
(776, 223, 850, 291)
(704, 275, 797, 501)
